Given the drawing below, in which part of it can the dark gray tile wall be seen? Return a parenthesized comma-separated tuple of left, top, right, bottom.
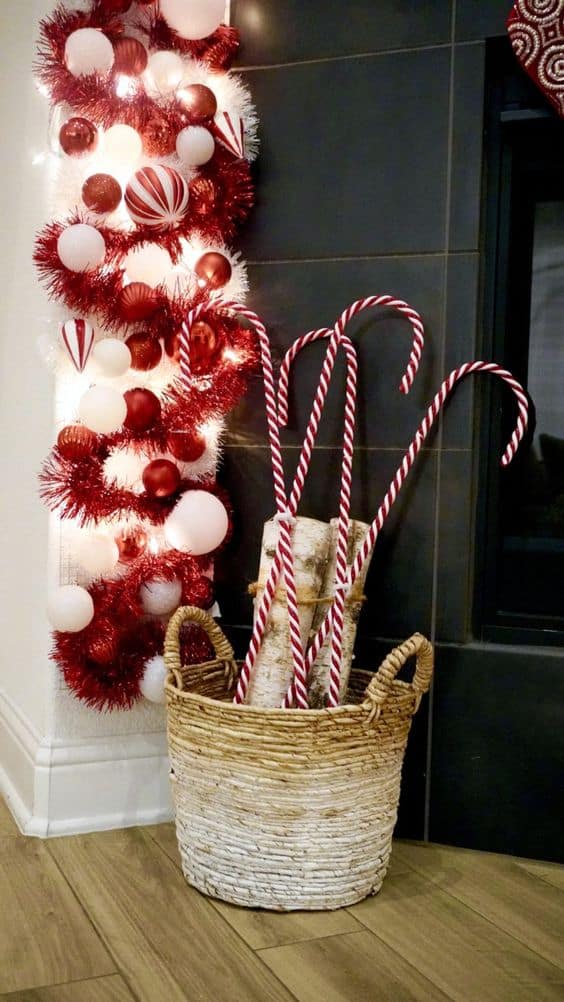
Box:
(218, 1, 563, 859)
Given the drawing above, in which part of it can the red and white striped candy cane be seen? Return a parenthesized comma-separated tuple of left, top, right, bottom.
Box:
(279, 296, 424, 708)
(303, 361, 529, 673)
(181, 300, 310, 707)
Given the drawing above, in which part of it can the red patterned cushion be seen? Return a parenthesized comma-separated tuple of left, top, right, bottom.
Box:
(507, 0, 564, 116)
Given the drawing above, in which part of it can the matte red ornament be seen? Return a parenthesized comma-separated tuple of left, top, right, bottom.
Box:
(100, 0, 132, 12)
(57, 424, 98, 460)
(125, 331, 162, 370)
(168, 429, 206, 462)
(123, 387, 161, 431)
(194, 252, 232, 290)
(82, 173, 122, 214)
(113, 37, 148, 76)
(142, 459, 181, 498)
(115, 526, 148, 562)
(59, 117, 98, 157)
(118, 282, 159, 322)
(180, 84, 218, 123)
(189, 177, 218, 217)
(87, 628, 118, 666)
(507, 4, 564, 117)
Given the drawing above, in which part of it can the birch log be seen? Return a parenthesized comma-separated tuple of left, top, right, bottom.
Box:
(247, 516, 331, 708)
(308, 518, 373, 708)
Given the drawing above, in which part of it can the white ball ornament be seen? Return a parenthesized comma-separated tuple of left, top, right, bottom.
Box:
(65, 28, 115, 77)
(91, 339, 132, 378)
(47, 585, 94, 633)
(139, 655, 168, 703)
(124, 245, 173, 287)
(78, 385, 127, 434)
(139, 578, 183, 616)
(176, 126, 215, 166)
(76, 533, 119, 576)
(160, 0, 225, 39)
(103, 124, 143, 168)
(57, 224, 106, 273)
(164, 490, 229, 555)
(146, 51, 184, 93)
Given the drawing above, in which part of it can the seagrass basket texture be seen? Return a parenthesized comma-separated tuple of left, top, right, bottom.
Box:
(164, 606, 434, 911)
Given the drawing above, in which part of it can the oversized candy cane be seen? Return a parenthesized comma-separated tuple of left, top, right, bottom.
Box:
(237, 295, 425, 706)
(302, 361, 529, 676)
(181, 300, 310, 707)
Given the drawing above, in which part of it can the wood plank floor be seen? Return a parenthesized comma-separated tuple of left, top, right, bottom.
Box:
(1, 800, 563, 1001)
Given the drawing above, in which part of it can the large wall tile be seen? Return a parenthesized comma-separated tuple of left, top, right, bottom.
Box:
(234, 0, 451, 66)
(216, 445, 437, 640)
(237, 49, 450, 260)
(429, 643, 564, 862)
(434, 450, 473, 642)
(449, 43, 485, 251)
(455, 0, 510, 41)
(225, 255, 445, 450)
(442, 253, 480, 449)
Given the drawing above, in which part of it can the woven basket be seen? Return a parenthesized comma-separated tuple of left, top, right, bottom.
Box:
(164, 606, 434, 912)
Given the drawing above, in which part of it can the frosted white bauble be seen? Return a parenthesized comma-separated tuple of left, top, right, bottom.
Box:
(65, 28, 115, 77)
(164, 490, 228, 555)
(76, 533, 119, 576)
(146, 51, 184, 92)
(124, 245, 173, 287)
(160, 0, 224, 39)
(176, 125, 215, 166)
(47, 585, 94, 633)
(103, 124, 143, 167)
(78, 385, 127, 434)
(57, 224, 106, 272)
(139, 578, 183, 616)
(91, 338, 132, 378)
(139, 655, 168, 703)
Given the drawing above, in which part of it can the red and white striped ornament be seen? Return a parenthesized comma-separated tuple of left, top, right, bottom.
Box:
(213, 111, 245, 159)
(59, 318, 95, 372)
(124, 165, 189, 229)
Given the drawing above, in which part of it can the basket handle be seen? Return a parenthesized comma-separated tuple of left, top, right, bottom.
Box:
(362, 633, 433, 723)
(164, 606, 236, 687)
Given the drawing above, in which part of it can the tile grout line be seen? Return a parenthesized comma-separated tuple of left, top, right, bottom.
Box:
(423, 0, 458, 844)
(235, 38, 484, 74)
(245, 249, 479, 265)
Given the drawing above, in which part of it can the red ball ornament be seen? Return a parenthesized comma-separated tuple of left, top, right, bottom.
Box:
(57, 424, 98, 460)
(82, 173, 122, 214)
(180, 84, 218, 123)
(100, 0, 132, 12)
(113, 37, 148, 75)
(125, 165, 189, 229)
(125, 331, 162, 370)
(168, 430, 206, 462)
(115, 526, 147, 562)
(164, 330, 180, 363)
(194, 252, 232, 290)
(87, 628, 118, 666)
(59, 117, 98, 157)
(123, 388, 161, 432)
(142, 459, 181, 498)
(189, 177, 218, 217)
(191, 320, 219, 369)
(118, 282, 159, 322)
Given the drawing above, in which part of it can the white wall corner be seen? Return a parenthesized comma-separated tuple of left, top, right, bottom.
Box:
(0, 686, 174, 837)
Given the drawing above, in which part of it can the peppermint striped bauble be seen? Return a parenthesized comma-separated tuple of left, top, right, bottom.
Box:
(124, 165, 189, 229)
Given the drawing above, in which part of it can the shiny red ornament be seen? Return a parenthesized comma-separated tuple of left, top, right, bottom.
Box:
(189, 177, 218, 217)
(194, 252, 232, 290)
(180, 84, 218, 123)
(123, 387, 161, 432)
(57, 424, 98, 460)
(115, 526, 147, 562)
(142, 459, 181, 498)
(82, 173, 122, 214)
(100, 0, 132, 12)
(113, 37, 148, 76)
(118, 282, 159, 322)
(59, 117, 98, 157)
(168, 430, 206, 462)
(125, 331, 162, 370)
(87, 628, 118, 666)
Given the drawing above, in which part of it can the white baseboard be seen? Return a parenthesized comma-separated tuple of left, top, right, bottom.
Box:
(0, 687, 173, 837)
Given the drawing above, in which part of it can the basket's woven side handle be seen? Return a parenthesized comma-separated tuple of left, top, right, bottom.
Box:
(164, 606, 235, 688)
(362, 633, 434, 723)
